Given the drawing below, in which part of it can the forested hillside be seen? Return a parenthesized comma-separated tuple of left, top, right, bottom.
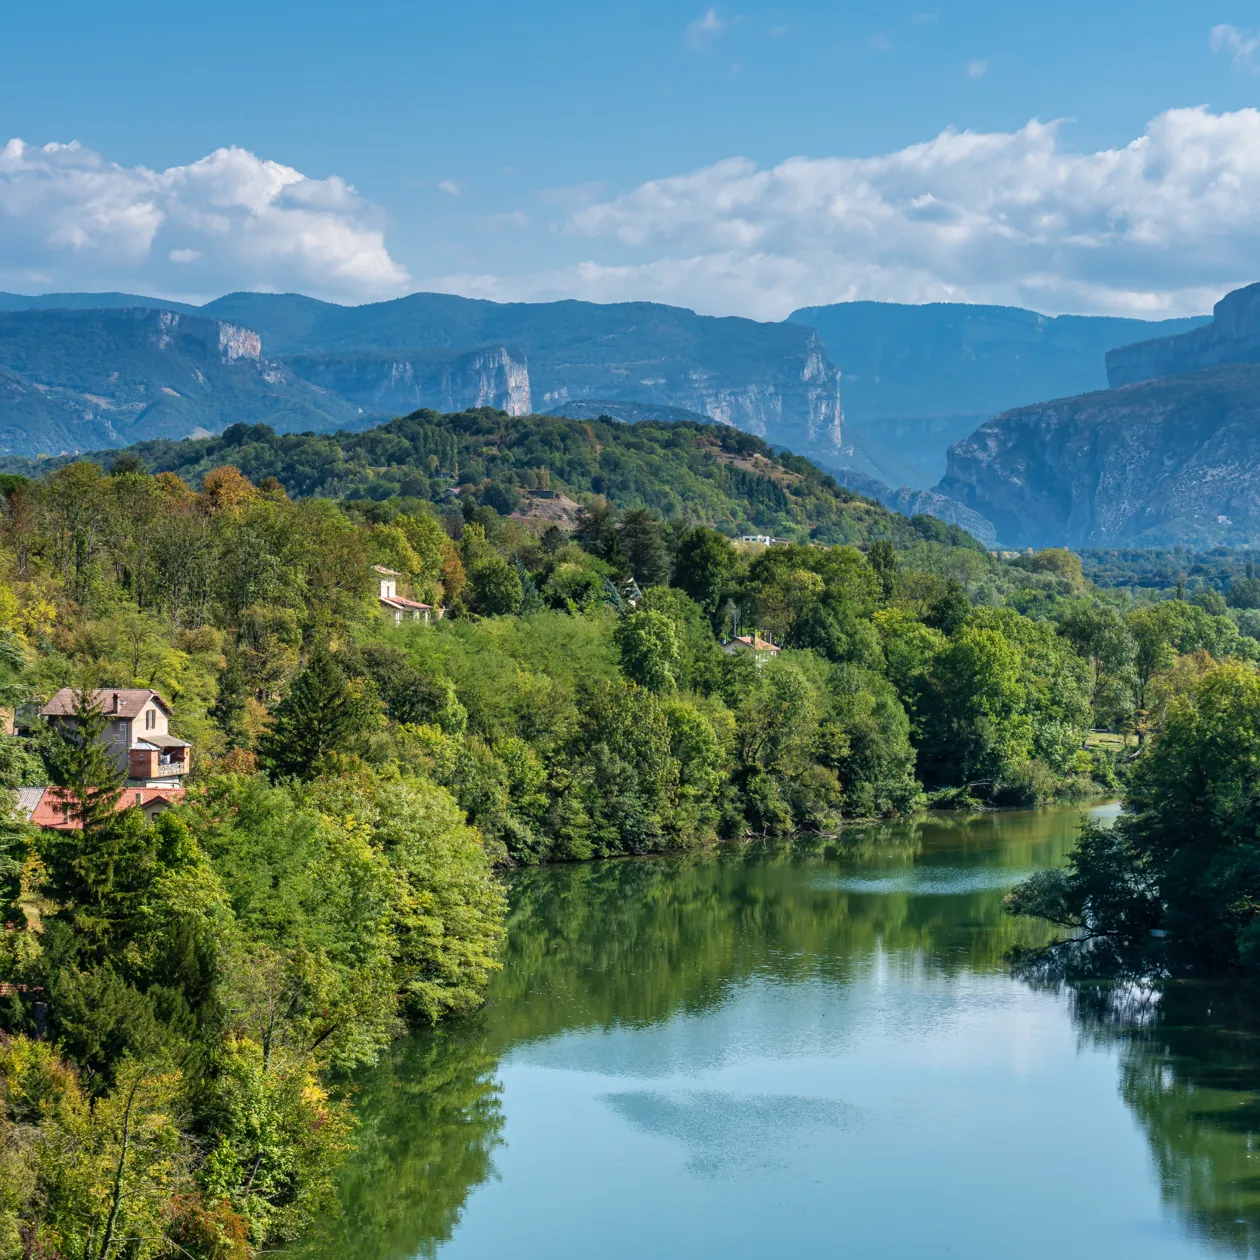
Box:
(2, 408, 983, 550)
(1, 438, 1259, 1254)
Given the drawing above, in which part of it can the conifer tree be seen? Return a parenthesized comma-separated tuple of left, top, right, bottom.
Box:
(42, 688, 125, 835)
(261, 647, 371, 779)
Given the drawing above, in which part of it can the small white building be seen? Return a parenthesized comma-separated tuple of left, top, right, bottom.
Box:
(375, 565, 442, 625)
(721, 633, 780, 665)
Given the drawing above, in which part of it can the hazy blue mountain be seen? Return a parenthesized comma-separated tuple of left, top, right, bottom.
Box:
(788, 301, 1209, 483)
(1106, 282, 1260, 386)
(283, 346, 531, 417)
(2, 289, 845, 463)
(199, 291, 845, 459)
(0, 307, 366, 454)
(0, 291, 201, 314)
(542, 399, 715, 424)
(939, 363, 1260, 548)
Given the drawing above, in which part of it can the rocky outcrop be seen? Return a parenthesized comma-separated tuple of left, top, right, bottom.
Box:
(938, 364, 1260, 548)
(0, 308, 361, 455)
(193, 292, 848, 460)
(1, 291, 848, 461)
(283, 346, 532, 417)
(1107, 282, 1260, 387)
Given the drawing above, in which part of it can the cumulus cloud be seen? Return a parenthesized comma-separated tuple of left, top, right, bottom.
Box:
(0, 139, 410, 301)
(437, 179, 461, 197)
(967, 59, 989, 78)
(434, 107, 1260, 320)
(1211, 23, 1260, 74)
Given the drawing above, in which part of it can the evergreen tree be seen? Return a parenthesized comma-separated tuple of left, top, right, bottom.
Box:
(42, 688, 125, 836)
(866, 540, 898, 601)
(619, 509, 672, 587)
(261, 648, 372, 779)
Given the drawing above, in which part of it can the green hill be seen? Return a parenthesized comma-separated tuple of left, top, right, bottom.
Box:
(6, 407, 984, 549)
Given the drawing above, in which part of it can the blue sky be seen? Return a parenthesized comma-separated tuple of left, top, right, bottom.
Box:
(2, 0, 1259, 317)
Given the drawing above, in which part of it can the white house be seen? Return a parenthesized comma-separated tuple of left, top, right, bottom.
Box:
(375, 565, 442, 625)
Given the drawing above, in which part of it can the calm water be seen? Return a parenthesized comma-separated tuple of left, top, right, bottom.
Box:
(296, 805, 1260, 1259)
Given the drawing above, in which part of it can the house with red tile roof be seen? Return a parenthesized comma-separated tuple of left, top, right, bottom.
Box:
(375, 565, 443, 625)
(25, 785, 186, 831)
(721, 633, 780, 664)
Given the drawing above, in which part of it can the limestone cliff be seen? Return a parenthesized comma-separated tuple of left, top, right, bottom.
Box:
(938, 364, 1260, 548)
(195, 292, 846, 461)
(1107, 282, 1260, 386)
(283, 345, 532, 417)
(0, 307, 360, 455)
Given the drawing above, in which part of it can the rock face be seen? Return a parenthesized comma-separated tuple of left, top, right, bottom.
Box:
(0, 308, 362, 455)
(938, 364, 1260, 548)
(284, 346, 532, 416)
(789, 300, 1208, 482)
(1107, 283, 1260, 386)
(194, 292, 847, 462)
(1, 290, 849, 464)
(817, 464, 998, 548)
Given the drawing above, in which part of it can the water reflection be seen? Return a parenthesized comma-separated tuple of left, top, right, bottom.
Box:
(289, 1029, 503, 1260)
(1046, 974, 1260, 1257)
(295, 806, 1260, 1259)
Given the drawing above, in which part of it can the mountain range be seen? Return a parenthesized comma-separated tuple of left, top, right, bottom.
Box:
(0, 285, 1219, 546)
(0, 290, 843, 465)
(788, 301, 1208, 487)
(939, 283, 1260, 548)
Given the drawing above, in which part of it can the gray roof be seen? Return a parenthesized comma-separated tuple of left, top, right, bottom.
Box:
(136, 733, 190, 750)
(40, 688, 171, 718)
(15, 786, 44, 821)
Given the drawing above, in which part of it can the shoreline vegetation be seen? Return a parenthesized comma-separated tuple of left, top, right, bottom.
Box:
(1, 407, 1258, 1256)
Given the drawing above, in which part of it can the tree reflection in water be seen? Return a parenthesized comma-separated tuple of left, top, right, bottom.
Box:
(1015, 939, 1260, 1256)
(288, 1027, 504, 1260)
(302, 808, 1235, 1260)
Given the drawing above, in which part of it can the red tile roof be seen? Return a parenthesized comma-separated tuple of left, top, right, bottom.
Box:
(725, 634, 779, 653)
(28, 786, 186, 830)
(380, 595, 433, 611)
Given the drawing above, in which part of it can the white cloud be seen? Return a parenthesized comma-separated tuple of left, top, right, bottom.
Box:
(1211, 23, 1260, 74)
(967, 59, 989, 78)
(430, 106, 1260, 320)
(685, 7, 726, 50)
(438, 179, 461, 197)
(0, 138, 410, 301)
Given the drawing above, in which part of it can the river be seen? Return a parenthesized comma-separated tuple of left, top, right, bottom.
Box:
(294, 804, 1260, 1259)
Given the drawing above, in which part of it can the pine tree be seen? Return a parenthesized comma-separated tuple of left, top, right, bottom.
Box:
(261, 648, 371, 779)
(42, 688, 125, 835)
(40, 690, 154, 959)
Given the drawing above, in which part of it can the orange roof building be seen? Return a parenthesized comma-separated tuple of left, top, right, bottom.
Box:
(26, 786, 186, 831)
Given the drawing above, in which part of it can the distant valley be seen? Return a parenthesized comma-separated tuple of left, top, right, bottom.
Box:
(939, 282, 1260, 548)
(789, 300, 1208, 487)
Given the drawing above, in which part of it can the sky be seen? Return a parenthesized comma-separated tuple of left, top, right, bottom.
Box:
(2, 0, 1260, 319)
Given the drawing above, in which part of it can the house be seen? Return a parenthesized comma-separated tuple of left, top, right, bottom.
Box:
(25, 785, 186, 831)
(38, 688, 191, 786)
(375, 565, 442, 625)
(721, 633, 780, 665)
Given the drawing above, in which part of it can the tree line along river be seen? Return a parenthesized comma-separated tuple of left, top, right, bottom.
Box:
(292, 804, 1260, 1260)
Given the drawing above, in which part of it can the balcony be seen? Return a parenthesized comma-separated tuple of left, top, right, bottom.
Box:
(129, 737, 191, 782)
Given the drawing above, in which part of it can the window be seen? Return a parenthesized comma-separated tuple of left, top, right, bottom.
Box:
(145, 708, 156, 730)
